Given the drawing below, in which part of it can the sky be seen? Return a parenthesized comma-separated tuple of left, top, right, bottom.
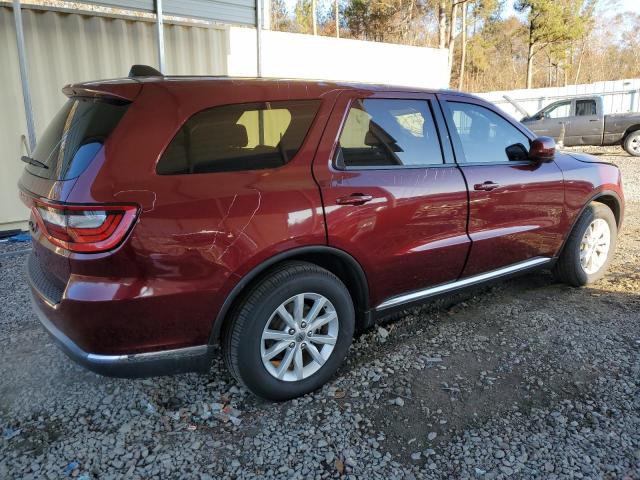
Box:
(502, 0, 638, 18)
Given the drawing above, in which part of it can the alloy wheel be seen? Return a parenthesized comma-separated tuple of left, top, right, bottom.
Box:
(629, 134, 640, 155)
(260, 293, 339, 382)
(579, 218, 611, 275)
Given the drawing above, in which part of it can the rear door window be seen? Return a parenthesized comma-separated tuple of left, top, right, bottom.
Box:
(156, 100, 320, 175)
(575, 99, 597, 116)
(27, 98, 130, 180)
(336, 99, 444, 168)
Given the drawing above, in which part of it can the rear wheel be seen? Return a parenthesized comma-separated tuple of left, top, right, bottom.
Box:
(555, 203, 617, 286)
(223, 261, 355, 400)
(623, 130, 640, 157)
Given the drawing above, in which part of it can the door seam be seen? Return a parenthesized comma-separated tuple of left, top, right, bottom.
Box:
(309, 91, 343, 245)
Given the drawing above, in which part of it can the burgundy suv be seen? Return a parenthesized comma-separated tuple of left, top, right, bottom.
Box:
(19, 67, 624, 400)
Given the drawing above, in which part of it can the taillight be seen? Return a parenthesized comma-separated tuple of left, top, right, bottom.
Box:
(29, 200, 138, 253)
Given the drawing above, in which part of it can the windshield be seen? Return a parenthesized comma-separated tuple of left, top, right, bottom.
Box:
(26, 97, 130, 180)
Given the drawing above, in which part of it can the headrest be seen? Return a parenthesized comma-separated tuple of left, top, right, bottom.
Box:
(228, 124, 248, 148)
(364, 130, 381, 147)
(469, 115, 489, 140)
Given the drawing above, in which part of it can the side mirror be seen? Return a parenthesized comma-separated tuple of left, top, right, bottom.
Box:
(529, 136, 556, 162)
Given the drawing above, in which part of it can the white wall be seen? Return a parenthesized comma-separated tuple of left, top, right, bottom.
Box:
(477, 79, 640, 120)
(228, 28, 450, 89)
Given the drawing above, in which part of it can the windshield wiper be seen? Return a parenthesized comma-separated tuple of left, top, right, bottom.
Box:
(21, 155, 48, 169)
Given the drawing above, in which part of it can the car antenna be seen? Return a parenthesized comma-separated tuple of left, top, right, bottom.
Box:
(128, 64, 163, 77)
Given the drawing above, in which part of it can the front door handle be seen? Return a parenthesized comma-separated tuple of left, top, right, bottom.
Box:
(336, 193, 373, 206)
(474, 181, 500, 191)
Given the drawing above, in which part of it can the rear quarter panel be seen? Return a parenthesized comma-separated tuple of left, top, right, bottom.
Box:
(60, 81, 338, 353)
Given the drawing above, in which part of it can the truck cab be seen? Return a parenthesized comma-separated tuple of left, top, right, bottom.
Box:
(522, 97, 604, 146)
(522, 95, 640, 156)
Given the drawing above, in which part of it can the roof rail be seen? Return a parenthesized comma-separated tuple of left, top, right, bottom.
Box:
(128, 65, 163, 77)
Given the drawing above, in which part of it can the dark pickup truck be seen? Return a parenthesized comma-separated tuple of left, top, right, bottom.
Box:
(521, 95, 640, 156)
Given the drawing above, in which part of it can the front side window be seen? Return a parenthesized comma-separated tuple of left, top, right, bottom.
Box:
(447, 102, 531, 164)
(157, 100, 320, 175)
(336, 99, 443, 168)
(575, 100, 597, 116)
(544, 101, 571, 119)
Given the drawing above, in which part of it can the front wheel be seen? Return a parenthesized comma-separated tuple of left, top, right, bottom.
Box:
(555, 203, 617, 286)
(223, 261, 355, 401)
(623, 130, 640, 157)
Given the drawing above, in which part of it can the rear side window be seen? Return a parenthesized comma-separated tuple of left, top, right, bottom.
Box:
(157, 100, 320, 175)
(27, 98, 129, 180)
(576, 99, 597, 116)
(336, 99, 443, 168)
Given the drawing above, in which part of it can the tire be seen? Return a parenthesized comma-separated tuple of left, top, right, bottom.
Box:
(623, 130, 640, 157)
(223, 261, 355, 401)
(555, 202, 617, 287)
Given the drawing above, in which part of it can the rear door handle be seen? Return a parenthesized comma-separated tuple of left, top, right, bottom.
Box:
(336, 193, 373, 205)
(474, 181, 500, 191)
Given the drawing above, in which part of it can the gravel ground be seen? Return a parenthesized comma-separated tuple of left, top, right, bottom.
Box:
(1, 146, 639, 479)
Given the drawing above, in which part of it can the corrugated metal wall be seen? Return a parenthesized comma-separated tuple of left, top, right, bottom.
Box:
(81, 0, 256, 25)
(1, 7, 32, 230)
(0, 5, 228, 228)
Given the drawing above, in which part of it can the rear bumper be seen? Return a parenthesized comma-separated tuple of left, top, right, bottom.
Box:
(26, 250, 215, 377)
(30, 292, 213, 377)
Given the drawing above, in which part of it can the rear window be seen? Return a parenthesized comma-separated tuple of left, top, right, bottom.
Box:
(576, 99, 597, 116)
(27, 98, 129, 180)
(156, 100, 320, 175)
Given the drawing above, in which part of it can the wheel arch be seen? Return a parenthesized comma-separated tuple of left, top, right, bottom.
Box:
(592, 192, 622, 227)
(556, 190, 623, 258)
(622, 124, 640, 154)
(209, 246, 372, 344)
(623, 123, 640, 140)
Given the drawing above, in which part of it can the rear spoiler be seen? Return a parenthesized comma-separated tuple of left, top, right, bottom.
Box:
(61, 65, 165, 101)
(62, 79, 142, 102)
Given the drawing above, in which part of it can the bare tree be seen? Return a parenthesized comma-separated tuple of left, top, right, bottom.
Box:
(447, 1, 459, 68)
(312, 0, 318, 35)
(457, 1, 467, 90)
(438, 1, 447, 48)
